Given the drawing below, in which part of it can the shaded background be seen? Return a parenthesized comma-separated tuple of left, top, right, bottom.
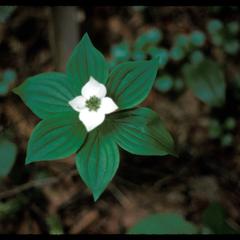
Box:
(0, 6, 240, 234)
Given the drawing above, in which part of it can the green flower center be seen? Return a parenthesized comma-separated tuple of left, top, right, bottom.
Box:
(86, 96, 101, 111)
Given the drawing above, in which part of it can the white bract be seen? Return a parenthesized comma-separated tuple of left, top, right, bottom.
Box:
(69, 76, 118, 132)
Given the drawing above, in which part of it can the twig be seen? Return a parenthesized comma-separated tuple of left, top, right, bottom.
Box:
(0, 169, 78, 200)
(70, 210, 99, 234)
(108, 183, 133, 208)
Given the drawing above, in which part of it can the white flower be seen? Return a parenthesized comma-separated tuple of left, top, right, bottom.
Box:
(68, 76, 118, 132)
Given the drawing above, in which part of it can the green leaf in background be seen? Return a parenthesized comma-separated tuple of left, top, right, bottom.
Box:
(154, 74, 173, 92)
(190, 50, 205, 64)
(66, 33, 109, 91)
(3, 69, 17, 85)
(131, 50, 146, 61)
(210, 33, 224, 46)
(208, 119, 222, 139)
(13, 72, 76, 119)
(0, 69, 17, 96)
(170, 46, 185, 61)
(76, 128, 119, 201)
(227, 21, 239, 35)
(0, 6, 17, 23)
(173, 78, 185, 92)
(207, 19, 223, 34)
(109, 108, 176, 157)
(175, 34, 190, 50)
(26, 112, 86, 164)
(183, 59, 226, 107)
(220, 133, 233, 147)
(190, 30, 206, 47)
(111, 42, 130, 62)
(202, 202, 239, 234)
(128, 213, 199, 234)
(224, 40, 240, 55)
(0, 84, 8, 96)
(201, 226, 214, 234)
(148, 47, 169, 69)
(135, 28, 162, 51)
(132, 6, 146, 12)
(107, 59, 159, 110)
(224, 117, 236, 130)
(0, 138, 17, 177)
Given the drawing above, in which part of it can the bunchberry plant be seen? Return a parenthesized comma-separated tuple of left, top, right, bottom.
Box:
(13, 33, 176, 201)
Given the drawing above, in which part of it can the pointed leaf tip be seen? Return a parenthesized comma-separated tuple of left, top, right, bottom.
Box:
(76, 130, 120, 202)
(93, 191, 101, 202)
(12, 86, 20, 95)
(82, 32, 90, 40)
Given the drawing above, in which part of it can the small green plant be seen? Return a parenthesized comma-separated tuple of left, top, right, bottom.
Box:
(110, 28, 208, 96)
(0, 6, 17, 23)
(207, 19, 240, 55)
(128, 213, 200, 234)
(183, 59, 226, 108)
(0, 69, 17, 96)
(128, 202, 239, 234)
(208, 117, 236, 147)
(110, 17, 238, 102)
(202, 202, 239, 234)
(13, 33, 176, 201)
(0, 136, 17, 178)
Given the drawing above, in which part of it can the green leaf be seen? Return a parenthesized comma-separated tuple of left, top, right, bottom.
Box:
(135, 28, 162, 51)
(200, 226, 214, 234)
(174, 78, 185, 92)
(3, 69, 17, 85)
(0, 6, 17, 23)
(183, 59, 226, 107)
(174, 34, 190, 50)
(221, 133, 233, 147)
(128, 213, 199, 234)
(0, 138, 17, 177)
(170, 46, 185, 61)
(0, 84, 9, 96)
(66, 33, 108, 91)
(190, 50, 205, 64)
(111, 42, 130, 62)
(208, 119, 222, 139)
(154, 74, 173, 92)
(224, 40, 240, 55)
(202, 202, 239, 234)
(190, 30, 206, 47)
(13, 72, 76, 119)
(107, 59, 159, 110)
(76, 127, 119, 201)
(26, 112, 86, 164)
(108, 107, 176, 157)
(210, 33, 224, 46)
(131, 50, 146, 61)
(227, 21, 239, 35)
(148, 47, 169, 69)
(224, 117, 236, 130)
(207, 19, 223, 34)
